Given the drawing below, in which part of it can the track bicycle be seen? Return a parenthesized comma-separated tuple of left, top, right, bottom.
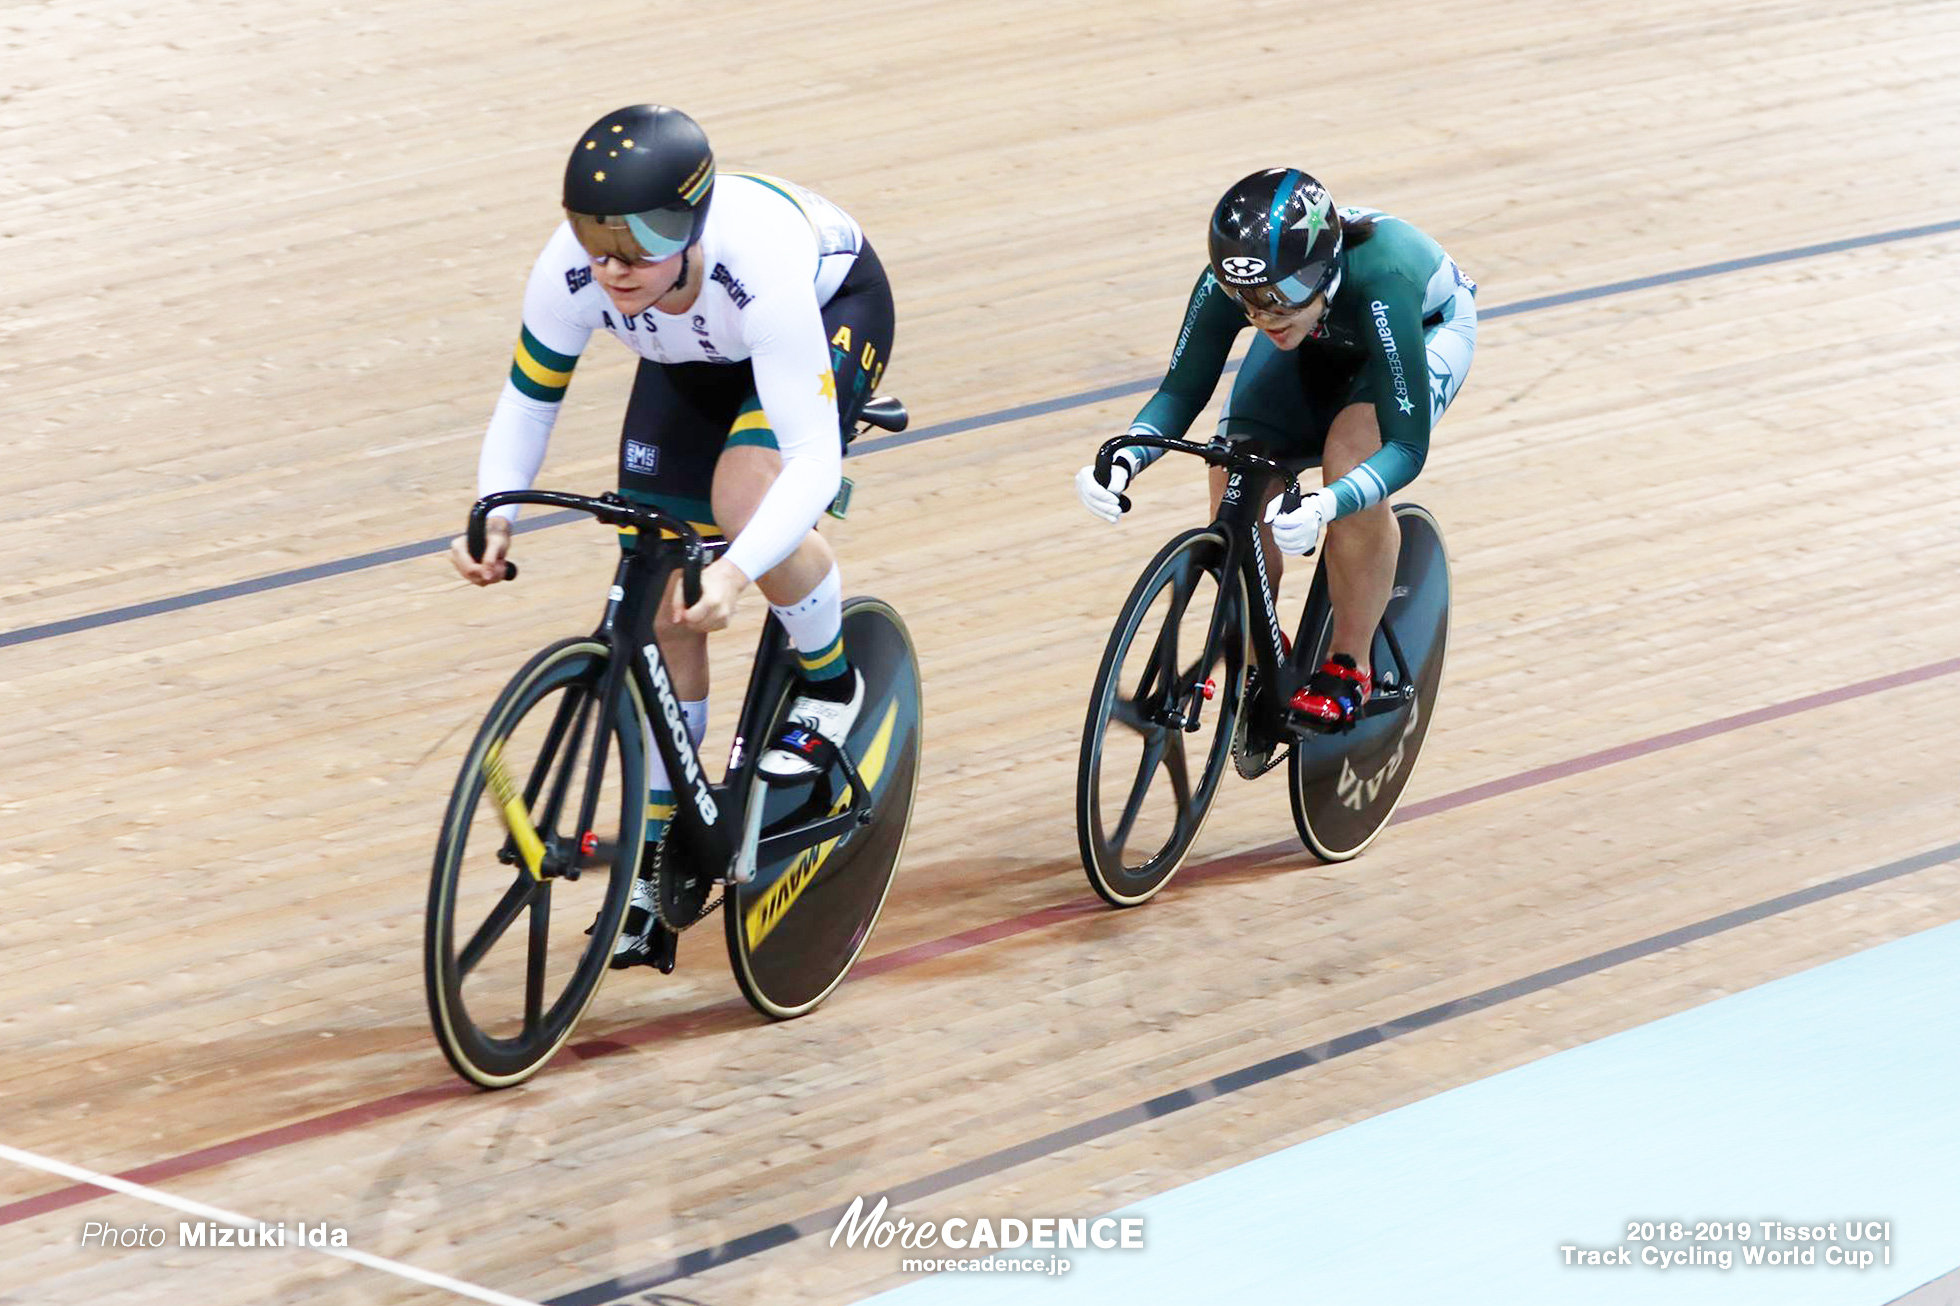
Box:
(1075, 433, 1449, 906)
(425, 399, 923, 1088)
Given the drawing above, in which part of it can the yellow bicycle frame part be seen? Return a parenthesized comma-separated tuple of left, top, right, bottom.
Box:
(483, 739, 547, 880)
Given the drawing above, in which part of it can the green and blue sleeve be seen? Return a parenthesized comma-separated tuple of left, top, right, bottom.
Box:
(1327, 275, 1432, 516)
(1119, 268, 1247, 473)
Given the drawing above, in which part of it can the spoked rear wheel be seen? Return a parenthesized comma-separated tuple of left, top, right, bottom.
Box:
(1077, 528, 1247, 906)
(1288, 504, 1450, 862)
(425, 638, 646, 1088)
(724, 598, 922, 1019)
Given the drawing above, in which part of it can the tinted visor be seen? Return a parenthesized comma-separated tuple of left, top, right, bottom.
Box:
(568, 205, 696, 263)
(1229, 258, 1338, 316)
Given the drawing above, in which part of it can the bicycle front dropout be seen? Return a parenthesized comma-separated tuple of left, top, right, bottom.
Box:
(1077, 525, 1248, 907)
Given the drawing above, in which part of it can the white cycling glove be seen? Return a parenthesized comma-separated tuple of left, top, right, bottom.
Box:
(1074, 454, 1134, 524)
(1263, 486, 1338, 555)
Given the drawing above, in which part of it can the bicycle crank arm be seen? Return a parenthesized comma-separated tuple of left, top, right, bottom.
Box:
(753, 745, 877, 862)
(482, 740, 547, 879)
(756, 808, 861, 862)
(728, 788, 769, 886)
(833, 745, 875, 825)
(1359, 684, 1417, 718)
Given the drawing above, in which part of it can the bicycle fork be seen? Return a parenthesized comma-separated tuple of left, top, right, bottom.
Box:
(1143, 531, 1248, 736)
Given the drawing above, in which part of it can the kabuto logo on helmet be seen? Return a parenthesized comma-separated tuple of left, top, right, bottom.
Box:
(1220, 256, 1267, 281)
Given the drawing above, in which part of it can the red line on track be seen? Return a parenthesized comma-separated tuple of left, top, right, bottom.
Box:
(4, 652, 1955, 1225)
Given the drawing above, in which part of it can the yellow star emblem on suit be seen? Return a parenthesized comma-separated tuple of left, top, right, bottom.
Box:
(818, 370, 836, 401)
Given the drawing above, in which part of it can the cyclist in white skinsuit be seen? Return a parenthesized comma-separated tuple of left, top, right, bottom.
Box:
(448, 104, 895, 966)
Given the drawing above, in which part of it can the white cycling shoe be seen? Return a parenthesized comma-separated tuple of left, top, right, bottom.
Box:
(760, 669, 865, 779)
(609, 873, 663, 969)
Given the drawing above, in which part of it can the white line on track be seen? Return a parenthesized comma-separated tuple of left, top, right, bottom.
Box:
(0, 1142, 543, 1306)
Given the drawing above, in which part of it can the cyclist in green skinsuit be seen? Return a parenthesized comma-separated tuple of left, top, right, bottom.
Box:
(1075, 168, 1477, 727)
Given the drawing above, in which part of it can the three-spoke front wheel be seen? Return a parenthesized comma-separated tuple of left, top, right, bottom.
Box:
(425, 638, 647, 1088)
(1077, 529, 1246, 906)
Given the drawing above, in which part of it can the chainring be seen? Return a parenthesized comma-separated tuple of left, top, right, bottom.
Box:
(1231, 672, 1290, 779)
(650, 835, 722, 931)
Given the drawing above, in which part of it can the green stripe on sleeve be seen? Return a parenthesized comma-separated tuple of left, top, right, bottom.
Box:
(508, 362, 567, 403)
(520, 325, 580, 373)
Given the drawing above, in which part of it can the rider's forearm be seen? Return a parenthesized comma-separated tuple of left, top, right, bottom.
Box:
(722, 454, 839, 582)
(1327, 282, 1433, 516)
(478, 385, 561, 522)
(727, 300, 845, 578)
(1326, 435, 1426, 517)
(1119, 267, 1246, 474)
(1117, 397, 1201, 474)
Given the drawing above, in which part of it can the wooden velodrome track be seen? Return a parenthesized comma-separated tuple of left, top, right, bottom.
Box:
(4, 0, 1959, 1301)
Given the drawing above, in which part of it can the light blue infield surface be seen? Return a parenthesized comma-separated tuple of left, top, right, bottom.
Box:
(867, 918, 1960, 1304)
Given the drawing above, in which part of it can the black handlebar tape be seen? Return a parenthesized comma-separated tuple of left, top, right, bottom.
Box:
(466, 509, 518, 580)
(1280, 484, 1303, 514)
(1094, 451, 1132, 514)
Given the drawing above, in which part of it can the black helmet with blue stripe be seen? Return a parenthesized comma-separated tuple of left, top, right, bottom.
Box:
(1207, 168, 1343, 315)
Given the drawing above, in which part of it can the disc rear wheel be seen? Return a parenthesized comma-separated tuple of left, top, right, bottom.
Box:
(1288, 505, 1450, 862)
(724, 598, 922, 1019)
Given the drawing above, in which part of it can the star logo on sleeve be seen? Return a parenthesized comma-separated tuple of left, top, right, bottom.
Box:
(818, 370, 836, 401)
(1397, 394, 1415, 414)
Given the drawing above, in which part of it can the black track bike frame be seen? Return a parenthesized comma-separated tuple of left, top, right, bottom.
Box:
(467, 490, 874, 884)
(1094, 436, 1416, 747)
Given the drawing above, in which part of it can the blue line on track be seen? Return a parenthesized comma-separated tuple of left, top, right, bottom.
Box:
(5, 217, 1956, 652)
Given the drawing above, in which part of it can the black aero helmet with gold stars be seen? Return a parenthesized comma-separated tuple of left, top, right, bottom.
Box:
(1207, 168, 1344, 315)
(562, 105, 715, 262)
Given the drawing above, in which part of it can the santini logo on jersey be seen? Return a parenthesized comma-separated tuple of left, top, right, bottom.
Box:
(624, 440, 660, 475)
(1219, 256, 1266, 281)
(711, 262, 752, 309)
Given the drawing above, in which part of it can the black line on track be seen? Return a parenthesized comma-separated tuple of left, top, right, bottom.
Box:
(544, 839, 1960, 1304)
(0, 512, 583, 650)
(6, 217, 1958, 652)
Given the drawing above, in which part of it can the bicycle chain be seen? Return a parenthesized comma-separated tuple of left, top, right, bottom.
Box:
(649, 835, 722, 933)
(1231, 672, 1291, 779)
